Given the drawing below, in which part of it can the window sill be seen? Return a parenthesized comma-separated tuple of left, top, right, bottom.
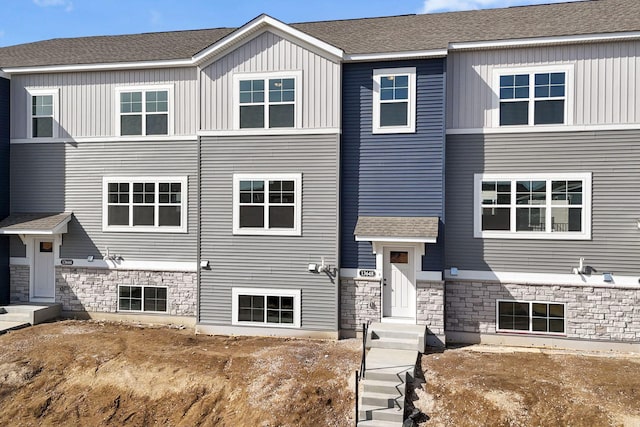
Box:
(232, 321, 300, 329)
(232, 228, 301, 237)
(103, 226, 187, 234)
(475, 231, 591, 240)
(372, 126, 416, 135)
(496, 330, 567, 337)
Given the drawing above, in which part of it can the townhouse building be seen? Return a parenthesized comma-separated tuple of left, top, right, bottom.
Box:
(0, 0, 638, 350)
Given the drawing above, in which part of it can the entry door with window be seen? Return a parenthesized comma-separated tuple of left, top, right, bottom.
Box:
(383, 247, 416, 319)
(33, 239, 55, 301)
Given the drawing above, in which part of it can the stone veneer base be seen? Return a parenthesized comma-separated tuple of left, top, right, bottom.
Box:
(56, 267, 197, 316)
(446, 280, 640, 344)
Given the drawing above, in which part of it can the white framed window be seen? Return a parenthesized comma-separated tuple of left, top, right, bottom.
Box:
(102, 176, 187, 233)
(474, 173, 591, 240)
(26, 88, 59, 139)
(118, 285, 168, 313)
(233, 71, 302, 130)
(232, 173, 302, 236)
(372, 67, 416, 134)
(115, 85, 173, 136)
(494, 65, 573, 127)
(232, 288, 301, 328)
(497, 300, 565, 335)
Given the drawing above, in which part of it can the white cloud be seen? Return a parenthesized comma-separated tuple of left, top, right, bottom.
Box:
(33, 0, 73, 12)
(421, 0, 583, 13)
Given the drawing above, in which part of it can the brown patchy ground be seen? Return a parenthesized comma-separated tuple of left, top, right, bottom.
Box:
(415, 347, 640, 427)
(0, 320, 359, 427)
(2, 322, 640, 427)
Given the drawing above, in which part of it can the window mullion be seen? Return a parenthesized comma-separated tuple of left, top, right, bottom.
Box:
(154, 182, 159, 228)
(546, 180, 552, 234)
(141, 91, 147, 136)
(264, 182, 270, 230)
(510, 179, 516, 233)
(128, 182, 133, 227)
(529, 73, 535, 125)
(263, 79, 269, 129)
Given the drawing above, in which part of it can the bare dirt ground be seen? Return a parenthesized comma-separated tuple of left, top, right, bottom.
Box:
(415, 347, 640, 427)
(0, 320, 359, 427)
(2, 321, 640, 427)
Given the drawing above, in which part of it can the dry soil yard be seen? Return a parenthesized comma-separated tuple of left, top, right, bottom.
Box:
(1, 320, 640, 426)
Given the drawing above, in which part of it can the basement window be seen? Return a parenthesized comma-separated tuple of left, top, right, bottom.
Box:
(497, 300, 565, 335)
(232, 288, 301, 328)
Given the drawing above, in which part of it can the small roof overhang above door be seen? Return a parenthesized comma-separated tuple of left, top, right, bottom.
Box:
(0, 213, 73, 235)
(354, 216, 439, 243)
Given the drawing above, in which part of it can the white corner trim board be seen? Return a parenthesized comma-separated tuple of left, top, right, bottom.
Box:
(445, 269, 640, 289)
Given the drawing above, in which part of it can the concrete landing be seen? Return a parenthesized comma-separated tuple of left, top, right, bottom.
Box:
(0, 303, 62, 333)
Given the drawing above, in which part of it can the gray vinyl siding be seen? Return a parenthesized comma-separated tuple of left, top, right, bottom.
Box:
(0, 77, 9, 303)
(10, 141, 197, 261)
(341, 59, 446, 271)
(200, 30, 341, 131)
(447, 40, 640, 129)
(199, 134, 339, 331)
(9, 236, 25, 258)
(446, 129, 640, 275)
(10, 68, 197, 139)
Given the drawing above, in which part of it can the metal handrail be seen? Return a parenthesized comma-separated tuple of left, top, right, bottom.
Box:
(360, 322, 368, 379)
(355, 322, 370, 426)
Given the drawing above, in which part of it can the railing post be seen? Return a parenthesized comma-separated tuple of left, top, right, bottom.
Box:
(355, 370, 359, 425)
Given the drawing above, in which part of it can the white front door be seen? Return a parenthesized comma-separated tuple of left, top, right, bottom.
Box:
(383, 247, 415, 319)
(33, 239, 55, 301)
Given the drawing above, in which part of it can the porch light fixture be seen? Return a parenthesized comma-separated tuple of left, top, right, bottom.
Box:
(603, 272, 613, 283)
(450, 267, 458, 276)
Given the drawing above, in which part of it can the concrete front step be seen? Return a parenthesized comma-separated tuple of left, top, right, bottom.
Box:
(0, 313, 31, 323)
(362, 378, 404, 394)
(368, 336, 420, 351)
(357, 420, 401, 427)
(0, 321, 30, 334)
(361, 391, 405, 409)
(0, 304, 61, 325)
(358, 404, 404, 423)
(366, 322, 427, 352)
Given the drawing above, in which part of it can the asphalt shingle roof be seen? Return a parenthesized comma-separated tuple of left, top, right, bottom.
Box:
(0, 213, 72, 233)
(0, 0, 637, 68)
(354, 216, 439, 240)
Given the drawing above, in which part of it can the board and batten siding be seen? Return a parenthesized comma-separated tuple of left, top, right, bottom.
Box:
(0, 77, 9, 303)
(447, 40, 640, 129)
(10, 68, 197, 139)
(200, 30, 341, 131)
(199, 134, 339, 331)
(341, 59, 446, 272)
(446, 130, 640, 275)
(10, 141, 197, 261)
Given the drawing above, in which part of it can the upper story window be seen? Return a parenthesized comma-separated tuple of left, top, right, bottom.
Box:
(27, 88, 59, 139)
(234, 72, 302, 130)
(102, 176, 187, 233)
(496, 67, 571, 127)
(372, 67, 416, 134)
(474, 173, 591, 240)
(232, 173, 302, 236)
(115, 86, 173, 136)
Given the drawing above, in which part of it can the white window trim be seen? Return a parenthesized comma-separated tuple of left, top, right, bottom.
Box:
(492, 65, 574, 128)
(232, 173, 302, 236)
(102, 176, 188, 233)
(473, 172, 592, 240)
(496, 299, 566, 336)
(232, 71, 303, 130)
(372, 67, 416, 134)
(117, 284, 168, 313)
(231, 287, 301, 328)
(114, 84, 174, 136)
(26, 87, 59, 139)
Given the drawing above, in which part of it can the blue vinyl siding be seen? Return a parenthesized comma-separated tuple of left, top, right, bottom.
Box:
(0, 77, 10, 304)
(341, 59, 446, 271)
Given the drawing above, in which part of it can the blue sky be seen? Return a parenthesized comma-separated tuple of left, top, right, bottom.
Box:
(0, 0, 581, 47)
